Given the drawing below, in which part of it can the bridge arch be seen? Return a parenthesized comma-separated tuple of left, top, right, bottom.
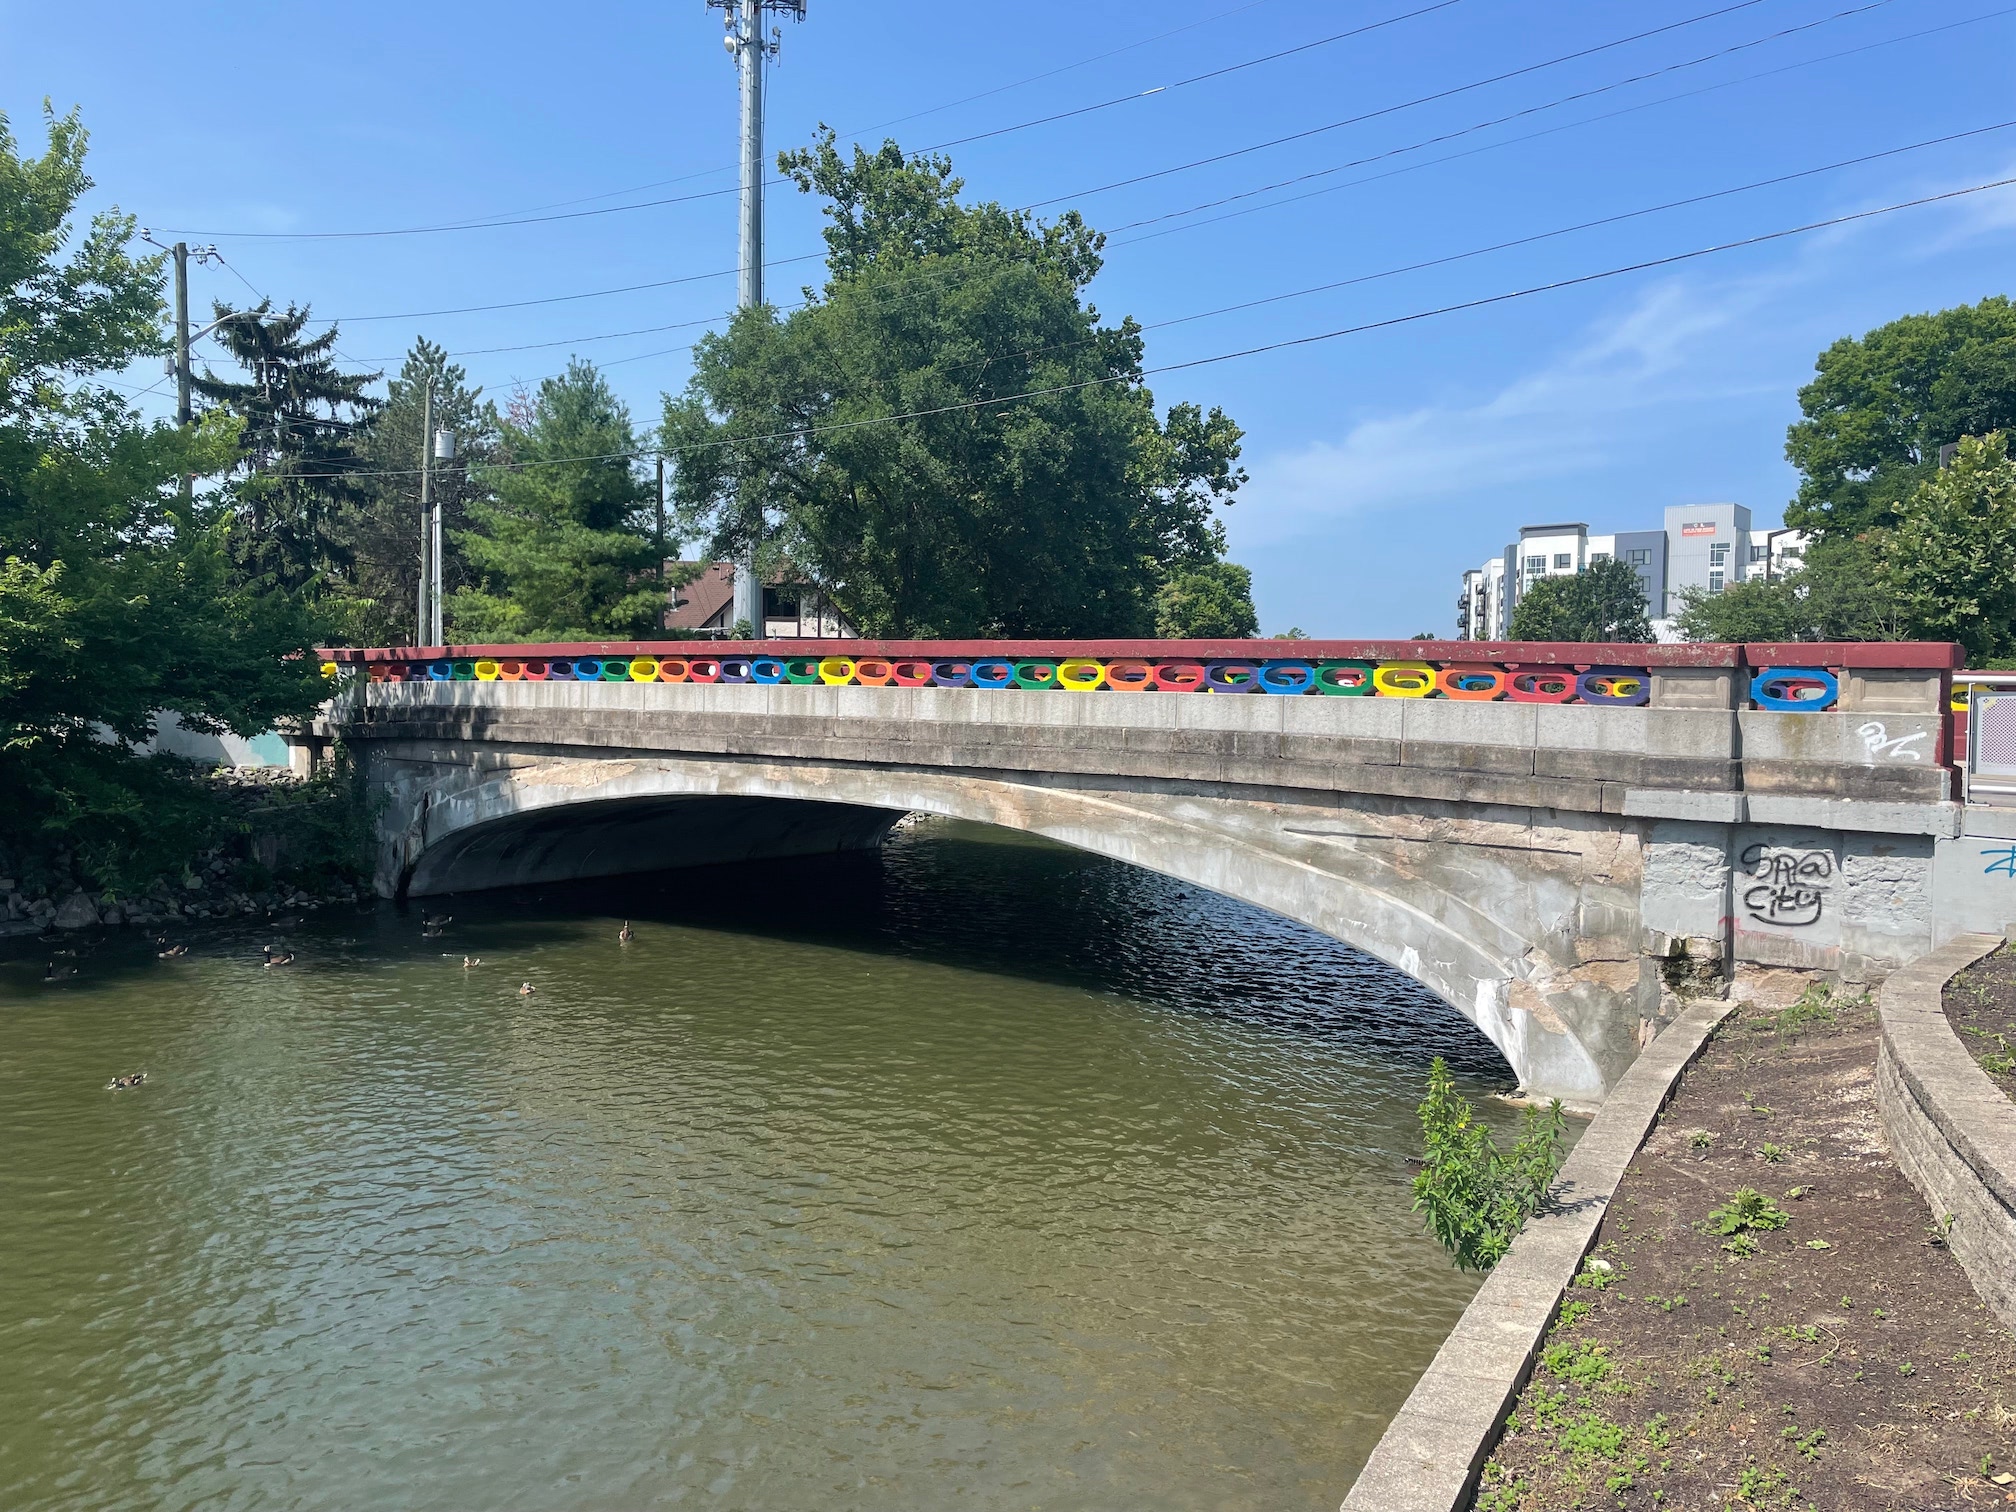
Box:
(381, 753, 1617, 1102)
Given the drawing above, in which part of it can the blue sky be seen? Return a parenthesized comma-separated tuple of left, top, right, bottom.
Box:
(7, 0, 2014, 636)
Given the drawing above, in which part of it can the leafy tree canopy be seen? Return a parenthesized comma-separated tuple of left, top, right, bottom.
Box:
(1784, 295, 2016, 539)
(1680, 437, 2016, 657)
(1505, 557, 1652, 642)
(662, 130, 1246, 637)
(193, 302, 381, 596)
(0, 105, 327, 888)
(451, 359, 660, 640)
(1881, 430, 2016, 662)
(1671, 534, 1898, 644)
(1155, 561, 1258, 638)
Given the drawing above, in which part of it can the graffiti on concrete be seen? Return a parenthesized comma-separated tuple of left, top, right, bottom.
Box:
(1983, 844, 2016, 878)
(1857, 720, 1928, 763)
(1740, 844, 1834, 927)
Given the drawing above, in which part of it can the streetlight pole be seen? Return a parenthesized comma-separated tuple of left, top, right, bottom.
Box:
(655, 453, 668, 630)
(708, 0, 806, 636)
(418, 381, 434, 648)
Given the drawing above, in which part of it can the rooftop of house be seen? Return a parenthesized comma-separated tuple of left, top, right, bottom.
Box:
(666, 562, 736, 630)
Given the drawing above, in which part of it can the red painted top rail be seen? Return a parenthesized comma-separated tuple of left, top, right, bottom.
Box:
(321, 639, 1963, 669)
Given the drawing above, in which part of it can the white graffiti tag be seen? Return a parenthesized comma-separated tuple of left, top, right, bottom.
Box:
(1857, 721, 1928, 763)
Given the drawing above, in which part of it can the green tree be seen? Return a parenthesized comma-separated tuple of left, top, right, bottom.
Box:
(1880, 431, 2016, 662)
(662, 130, 1246, 636)
(451, 359, 660, 640)
(1784, 296, 2016, 539)
(1675, 534, 1903, 643)
(339, 338, 501, 646)
(1506, 557, 1651, 641)
(1155, 561, 1258, 637)
(193, 302, 381, 596)
(0, 106, 328, 889)
(1413, 1057, 1566, 1273)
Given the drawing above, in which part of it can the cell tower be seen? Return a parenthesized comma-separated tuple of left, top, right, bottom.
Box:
(707, 0, 808, 630)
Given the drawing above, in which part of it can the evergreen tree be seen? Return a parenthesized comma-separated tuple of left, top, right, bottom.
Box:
(193, 302, 380, 595)
(451, 359, 660, 640)
(340, 339, 500, 646)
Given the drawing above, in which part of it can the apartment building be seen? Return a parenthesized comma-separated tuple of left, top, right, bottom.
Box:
(1456, 504, 1807, 641)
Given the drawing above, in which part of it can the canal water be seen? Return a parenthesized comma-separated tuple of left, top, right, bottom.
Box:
(0, 817, 1518, 1512)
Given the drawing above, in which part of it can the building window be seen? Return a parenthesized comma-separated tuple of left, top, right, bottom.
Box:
(1709, 543, 1729, 566)
(1708, 570, 1725, 594)
(1553, 553, 1572, 570)
(1626, 548, 1651, 565)
(1589, 551, 1610, 563)
(1749, 544, 1767, 563)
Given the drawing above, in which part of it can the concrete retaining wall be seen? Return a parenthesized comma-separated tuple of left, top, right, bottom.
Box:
(1337, 995, 1737, 1512)
(1876, 931, 2016, 1329)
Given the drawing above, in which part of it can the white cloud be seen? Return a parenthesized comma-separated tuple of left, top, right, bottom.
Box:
(1228, 166, 2016, 551)
(1229, 274, 1781, 546)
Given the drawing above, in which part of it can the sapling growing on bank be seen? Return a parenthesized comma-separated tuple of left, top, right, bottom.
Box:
(1413, 1057, 1567, 1272)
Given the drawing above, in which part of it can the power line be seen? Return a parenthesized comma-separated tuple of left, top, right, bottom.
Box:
(203, 0, 1283, 244)
(837, 0, 1281, 139)
(1027, 0, 1888, 211)
(928, 119, 2016, 381)
(146, 0, 1457, 242)
(920, 0, 1470, 153)
(323, 0, 1912, 334)
(260, 172, 2016, 482)
(347, 114, 2015, 379)
(149, 0, 1761, 243)
(1109, 3, 2016, 245)
(1102, 0, 1905, 235)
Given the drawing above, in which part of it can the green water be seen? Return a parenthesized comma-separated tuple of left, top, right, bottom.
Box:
(0, 818, 1515, 1511)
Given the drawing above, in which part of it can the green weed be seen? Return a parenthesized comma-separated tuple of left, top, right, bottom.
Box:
(1558, 1412, 1626, 1462)
(1766, 983, 1838, 1039)
(1542, 1339, 1615, 1388)
(1412, 1058, 1567, 1272)
(1964, 1026, 2016, 1077)
(1706, 1188, 1791, 1236)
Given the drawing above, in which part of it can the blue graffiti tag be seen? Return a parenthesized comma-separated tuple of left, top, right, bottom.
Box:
(1984, 845, 2016, 878)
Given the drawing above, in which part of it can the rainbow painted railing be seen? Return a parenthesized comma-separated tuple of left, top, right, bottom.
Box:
(322, 639, 1963, 713)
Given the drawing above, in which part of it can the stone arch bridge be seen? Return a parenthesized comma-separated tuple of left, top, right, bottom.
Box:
(317, 638, 1969, 1105)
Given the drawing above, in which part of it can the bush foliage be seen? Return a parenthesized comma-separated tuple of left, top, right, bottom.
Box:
(1414, 1057, 1568, 1272)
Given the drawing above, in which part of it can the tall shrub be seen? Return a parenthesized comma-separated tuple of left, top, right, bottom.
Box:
(1413, 1058, 1567, 1272)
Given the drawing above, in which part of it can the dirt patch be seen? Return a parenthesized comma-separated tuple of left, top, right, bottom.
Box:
(1943, 946, 2016, 1098)
(1471, 994, 2016, 1511)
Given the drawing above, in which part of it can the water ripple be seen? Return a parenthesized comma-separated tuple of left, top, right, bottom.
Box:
(0, 818, 1515, 1512)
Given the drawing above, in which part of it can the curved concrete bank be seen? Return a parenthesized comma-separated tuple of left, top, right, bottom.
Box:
(1338, 995, 1737, 1512)
(1877, 931, 2016, 1328)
